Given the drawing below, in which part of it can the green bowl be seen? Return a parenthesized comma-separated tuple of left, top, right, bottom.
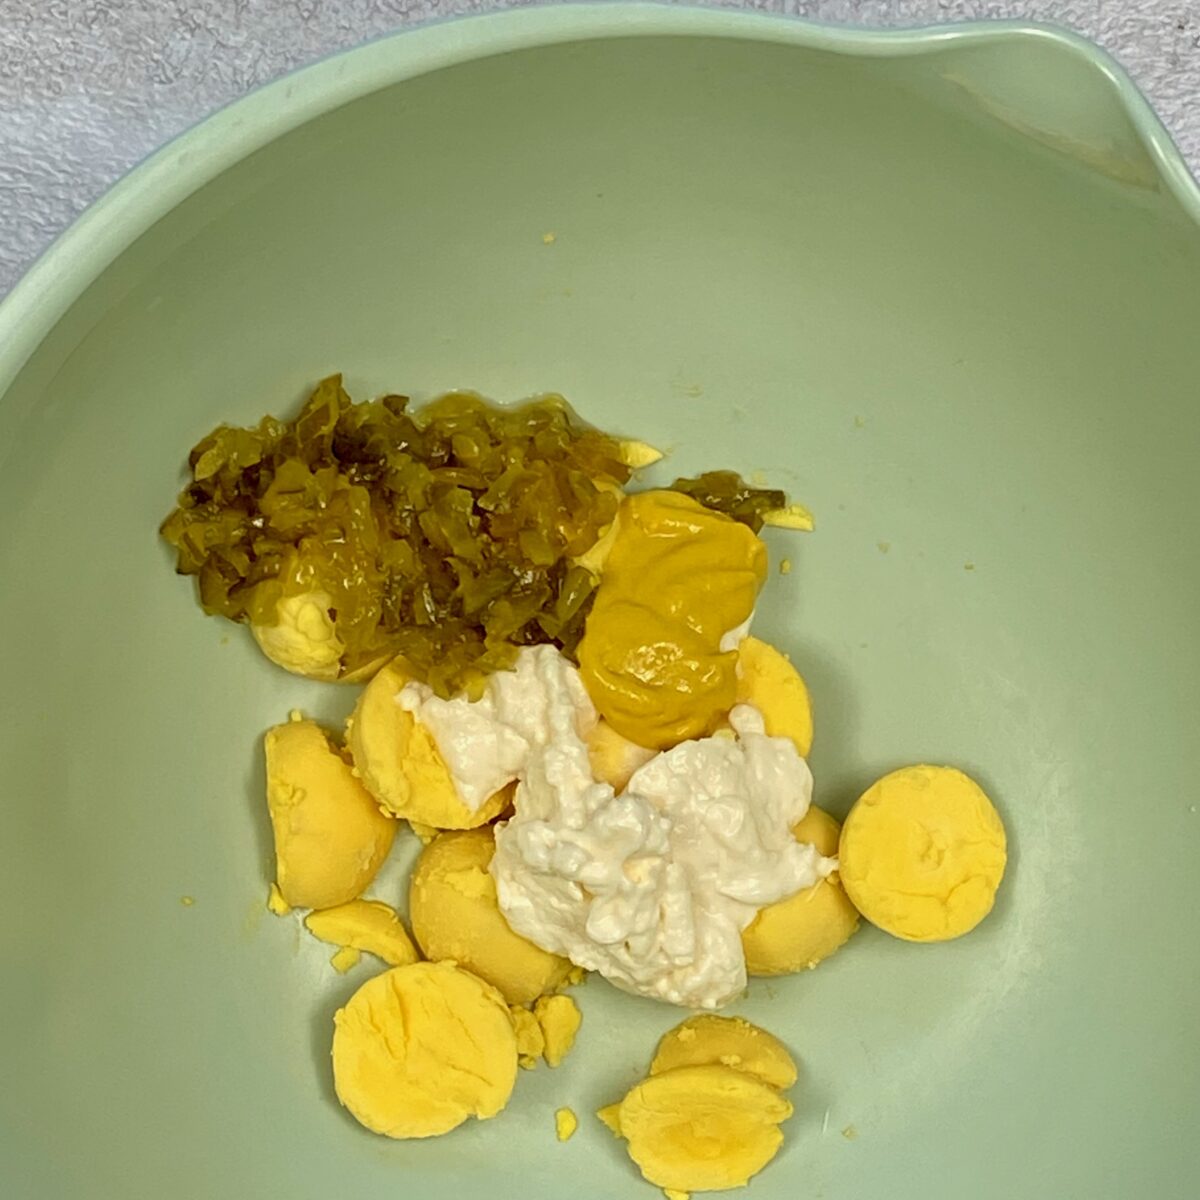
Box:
(2, 8, 1198, 1198)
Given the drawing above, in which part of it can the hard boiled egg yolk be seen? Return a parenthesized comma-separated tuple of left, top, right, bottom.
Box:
(742, 806, 859, 975)
(533, 994, 582, 1068)
(408, 827, 572, 1005)
(607, 1064, 792, 1192)
(304, 899, 420, 967)
(600, 1015, 796, 1193)
(332, 961, 518, 1138)
(251, 590, 344, 681)
(264, 718, 396, 910)
(734, 636, 814, 758)
(838, 765, 1007, 942)
(650, 1015, 798, 1090)
(577, 491, 767, 750)
(345, 659, 510, 829)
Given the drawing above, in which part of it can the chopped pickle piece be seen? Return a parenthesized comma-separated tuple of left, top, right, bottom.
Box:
(161, 377, 631, 693)
(669, 470, 792, 534)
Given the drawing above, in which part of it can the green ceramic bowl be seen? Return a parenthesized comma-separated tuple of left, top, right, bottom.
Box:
(2, 8, 1198, 1198)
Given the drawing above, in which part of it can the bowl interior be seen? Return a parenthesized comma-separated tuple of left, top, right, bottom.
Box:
(2, 25, 1199, 1200)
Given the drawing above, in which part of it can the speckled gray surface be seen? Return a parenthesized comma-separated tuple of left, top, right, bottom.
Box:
(2, 0, 1199, 298)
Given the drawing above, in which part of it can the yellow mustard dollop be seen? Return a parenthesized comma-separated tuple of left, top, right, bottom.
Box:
(577, 491, 767, 750)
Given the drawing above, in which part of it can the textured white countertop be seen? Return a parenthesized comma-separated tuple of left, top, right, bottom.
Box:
(2, 0, 1199, 298)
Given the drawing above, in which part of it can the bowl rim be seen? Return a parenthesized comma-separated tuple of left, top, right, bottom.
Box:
(1, 2, 1198, 399)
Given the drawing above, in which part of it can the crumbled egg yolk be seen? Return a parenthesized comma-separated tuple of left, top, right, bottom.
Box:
(345, 659, 510, 829)
(509, 1005, 546, 1069)
(251, 590, 344, 681)
(264, 717, 396, 910)
(555, 1107, 579, 1141)
(577, 491, 767, 750)
(333, 962, 517, 1139)
(533, 994, 582, 1068)
(408, 827, 572, 1005)
(838, 765, 1007, 942)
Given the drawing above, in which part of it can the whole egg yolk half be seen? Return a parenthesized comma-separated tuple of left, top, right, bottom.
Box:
(577, 490, 767, 750)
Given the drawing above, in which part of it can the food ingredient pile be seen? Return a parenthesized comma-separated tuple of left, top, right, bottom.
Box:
(162, 378, 1008, 1197)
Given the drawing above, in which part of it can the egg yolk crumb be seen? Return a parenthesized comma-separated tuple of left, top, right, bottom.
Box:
(555, 1107, 579, 1141)
(409, 827, 572, 1005)
(264, 717, 396, 910)
(345, 659, 510, 829)
(330, 946, 361, 974)
(742, 806, 860, 975)
(510, 1005, 546, 1068)
(577, 491, 767, 750)
(304, 899, 419, 967)
(533, 994, 582, 1068)
(838, 764, 1007, 942)
(332, 961, 518, 1138)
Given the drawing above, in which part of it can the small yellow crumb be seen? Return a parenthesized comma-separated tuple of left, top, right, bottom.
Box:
(964, 562, 976, 571)
(287, 709, 304, 723)
(510, 1005, 545, 1068)
(330, 946, 361, 974)
(761, 503, 815, 532)
(534, 993, 582, 1067)
(664, 1190, 690, 1200)
(542, 231, 557, 244)
(566, 965, 587, 987)
(180, 896, 195, 907)
(408, 820, 439, 845)
(619, 439, 665, 469)
(555, 1107, 578, 1141)
(779, 558, 792, 575)
(842, 1124, 858, 1140)
(877, 541, 891, 554)
(266, 883, 292, 916)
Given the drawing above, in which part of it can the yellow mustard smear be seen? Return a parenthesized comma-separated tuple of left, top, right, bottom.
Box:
(577, 490, 767, 750)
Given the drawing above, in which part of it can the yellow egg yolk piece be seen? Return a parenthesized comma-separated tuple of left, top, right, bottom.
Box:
(346, 659, 509, 829)
(332, 961, 518, 1139)
(742, 806, 860, 975)
(409, 827, 572, 1005)
(613, 1064, 792, 1192)
(330, 946, 361, 974)
(533, 994, 582, 1068)
(264, 718, 396, 910)
(734, 636, 814, 758)
(650, 1015, 798, 1090)
(304, 900, 420, 967)
(509, 1005, 546, 1068)
(577, 491, 767, 750)
(585, 719, 656, 793)
(251, 589, 344, 680)
(555, 1107, 579, 1141)
(838, 765, 1007, 942)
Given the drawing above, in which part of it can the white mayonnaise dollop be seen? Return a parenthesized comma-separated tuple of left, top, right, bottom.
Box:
(396, 644, 596, 811)
(399, 644, 835, 1008)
